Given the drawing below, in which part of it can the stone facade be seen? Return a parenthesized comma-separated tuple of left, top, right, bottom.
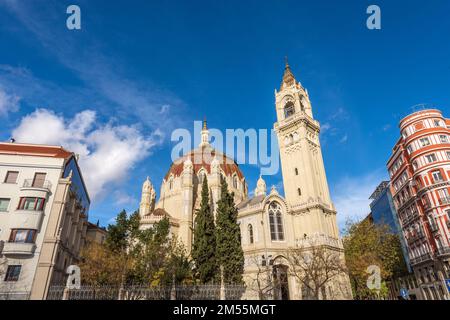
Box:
(139, 62, 352, 300)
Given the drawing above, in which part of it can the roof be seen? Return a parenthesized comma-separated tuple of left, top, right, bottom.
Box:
(164, 146, 244, 180)
(0, 142, 73, 159)
(237, 194, 265, 209)
(369, 181, 390, 200)
(153, 208, 170, 216)
(87, 221, 106, 232)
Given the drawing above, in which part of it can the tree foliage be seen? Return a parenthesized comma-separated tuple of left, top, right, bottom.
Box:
(79, 242, 125, 286)
(343, 218, 407, 300)
(191, 177, 219, 283)
(215, 177, 244, 285)
(285, 244, 348, 300)
(80, 210, 192, 286)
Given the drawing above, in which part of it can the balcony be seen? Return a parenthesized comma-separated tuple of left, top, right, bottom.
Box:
(2, 242, 36, 256)
(407, 231, 425, 243)
(410, 252, 432, 266)
(22, 179, 52, 190)
(402, 214, 419, 226)
(10, 210, 44, 230)
(440, 197, 450, 205)
(20, 179, 52, 197)
(429, 222, 439, 233)
(437, 246, 450, 257)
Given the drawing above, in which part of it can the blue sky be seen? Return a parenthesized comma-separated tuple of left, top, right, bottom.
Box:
(0, 0, 449, 229)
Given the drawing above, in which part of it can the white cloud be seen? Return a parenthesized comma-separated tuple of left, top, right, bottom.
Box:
(339, 134, 348, 143)
(12, 109, 160, 200)
(114, 191, 138, 206)
(0, 87, 20, 116)
(320, 123, 331, 134)
(332, 169, 388, 231)
(1, 3, 185, 135)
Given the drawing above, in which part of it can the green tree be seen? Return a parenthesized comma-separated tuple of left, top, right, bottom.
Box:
(343, 218, 407, 300)
(104, 209, 141, 286)
(79, 242, 125, 286)
(191, 177, 219, 283)
(131, 216, 172, 285)
(216, 177, 244, 284)
(105, 209, 140, 253)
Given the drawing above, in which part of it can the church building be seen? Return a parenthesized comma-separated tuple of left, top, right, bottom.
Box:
(139, 62, 352, 300)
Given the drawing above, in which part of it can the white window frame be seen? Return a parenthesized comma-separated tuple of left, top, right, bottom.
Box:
(432, 171, 444, 182)
(425, 154, 437, 163)
(439, 135, 449, 143)
(420, 137, 431, 147)
(0, 198, 10, 212)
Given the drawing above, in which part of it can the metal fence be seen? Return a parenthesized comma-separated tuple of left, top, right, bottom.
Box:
(46, 284, 246, 300)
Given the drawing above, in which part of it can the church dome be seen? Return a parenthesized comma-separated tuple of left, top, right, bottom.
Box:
(164, 147, 244, 181)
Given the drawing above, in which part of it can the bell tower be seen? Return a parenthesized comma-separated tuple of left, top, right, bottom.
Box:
(274, 59, 338, 239)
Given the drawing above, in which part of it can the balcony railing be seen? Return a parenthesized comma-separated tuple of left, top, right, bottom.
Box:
(429, 222, 439, 232)
(22, 179, 52, 190)
(295, 234, 344, 249)
(2, 242, 36, 256)
(407, 231, 425, 243)
(410, 252, 432, 266)
(437, 246, 450, 257)
(11, 210, 44, 230)
(440, 197, 450, 205)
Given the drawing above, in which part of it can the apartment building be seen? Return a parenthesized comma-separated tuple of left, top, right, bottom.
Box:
(387, 109, 450, 300)
(85, 221, 107, 245)
(0, 142, 90, 300)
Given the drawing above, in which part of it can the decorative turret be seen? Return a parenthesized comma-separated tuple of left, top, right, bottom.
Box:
(211, 155, 220, 174)
(270, 185, 279, 196)
(182, 158, 194, 187)
(139, 177, 155, 217)
(183, 158, 193, 172)
(254, 175, 267, 197)
(280, 57, 297, 90)
(199, 118, 210, 147)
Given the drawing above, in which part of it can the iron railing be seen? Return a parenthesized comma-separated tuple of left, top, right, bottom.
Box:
(22, 179, 52, 190)
(410, 252, 432, 266)
(46, 284, 246, 300)
(437, 246, 450, 257)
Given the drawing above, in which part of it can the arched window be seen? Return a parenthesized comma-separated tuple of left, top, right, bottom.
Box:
(284, 102, 295, 119)
(268, 202, 284, 241)
(248, 224, 254, 244)
(169, 177, 174, 190)
(233, 175, 238, 189)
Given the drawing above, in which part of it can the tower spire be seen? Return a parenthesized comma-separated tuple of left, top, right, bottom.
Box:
(199, 117, 210, 147)
(280, 57, 296, 90)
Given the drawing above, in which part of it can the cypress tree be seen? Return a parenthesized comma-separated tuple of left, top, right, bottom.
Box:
(216, 177, 244, 284)
(191, 177, 219, 283)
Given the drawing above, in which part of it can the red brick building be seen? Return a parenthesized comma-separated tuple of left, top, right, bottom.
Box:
(387, 109, 450, 300)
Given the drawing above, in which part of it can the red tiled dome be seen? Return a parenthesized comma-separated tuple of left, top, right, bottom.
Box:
(164, 147, 244, 181)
